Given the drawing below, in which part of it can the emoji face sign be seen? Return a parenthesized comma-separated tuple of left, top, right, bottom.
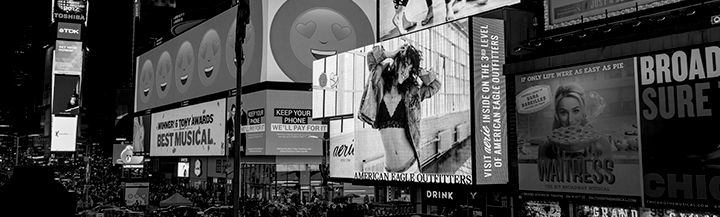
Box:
(175, 41, 195, 93)
(156, 51, 173, 99)
(198, 29, 222, 87)
(270, 0, 374, 83)
(121, 145, 134, 164)
(226, 18, 256, 78)
(139, 60, 155, 103)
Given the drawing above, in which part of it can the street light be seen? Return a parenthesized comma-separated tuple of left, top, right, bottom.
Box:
(0, 134, 41, 166)
(306, 135, 332, 202)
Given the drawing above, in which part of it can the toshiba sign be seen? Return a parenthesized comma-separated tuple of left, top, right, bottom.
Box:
(57, 22, 81, 40)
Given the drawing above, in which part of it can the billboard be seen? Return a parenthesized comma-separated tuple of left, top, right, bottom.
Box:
(637, 45, 719, 211)
(57, 22, 82, 41)
(515, 58, 642, 205)
(316, 19, 472, 184)
(329, 118, 356, 179)
(543, 0, 687, 31)
(178, 162, 190, 177)
(265, 90, 325, 155)
(266, 0, 376, 84)
(51, 115, 77, 152)
(124, 182, 149, 206)
(132, 114, 151, 153)
(53, 0, 88, 23)
(238, 91, 266, 155)
(150, 99, 226, 156)
(113, 144, 145, 165)
(52, 74, 81, 116)
(54, 40, 83, 76)
(378, 0, 518, 41)
(135, 6, 252, 112)
(472, 17, 508, 185)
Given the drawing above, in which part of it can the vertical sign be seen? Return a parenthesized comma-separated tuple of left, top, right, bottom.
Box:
(637, 44, 720, 211)
(473, 17, 508, 185)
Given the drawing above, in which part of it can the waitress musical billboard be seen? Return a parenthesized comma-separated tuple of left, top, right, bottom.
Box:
(638, 44, 719, 211)
(515, 58, 642, 205)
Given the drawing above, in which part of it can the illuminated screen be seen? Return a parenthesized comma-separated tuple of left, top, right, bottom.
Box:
(150, 99, 227, 156)
(50, 115, 77, 152)
(378, 0, 518, 41)
(52, 74, 81, 116)
(177, 162, 190, 177)
(315, 19, 472, 184)
(54, 40, 83, 76)
(543, 0, 687, 31)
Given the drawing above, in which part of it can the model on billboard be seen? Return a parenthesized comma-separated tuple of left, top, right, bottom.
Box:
(359, 44, 441, 173)
(538, 83, 612, 160)
(66, 91, 80, 111)
(226, 102, 247, 152)
(133, 116, 145, 152)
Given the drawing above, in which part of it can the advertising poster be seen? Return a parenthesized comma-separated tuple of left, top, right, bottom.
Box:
(53, 0, 87, 22)
(57, 22, 82, 41)
(178, 162, 190, 177)
(54, 40, 83, 76)
(150, 99, 226, 156)
(637, 44, 719, 211)
(113, 144, 144, 165)
(543, 0, 685, 31)
(132, 114, 151, 153)
(124, 182, 149, 206)
(378, 0, 518, 41)
(52, 74, 81, 116)
(238, 91, 267, 155)
(472, 17, 508, 185)
(51, 115, 78, 152)
(329, 118, 356, 179)
(225, 94, 247, 157)
(519, 200, 565, 217)
(265, 90, 326, 155)
(266, 0, 376, 83)
(516, 58, 642, 205)
(315, 19, 472, 184)
(135, 5, 259, 112)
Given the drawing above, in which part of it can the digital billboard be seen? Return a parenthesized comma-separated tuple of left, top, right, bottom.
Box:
(54, 40, 83, 76)
(52, 74, 81, 116)
(135, 6, 254, 112)
(177, 162, 190, 177)
(515, 58, 642, 205)
(53, 0, 88, 23)
(124, 182, 149, 206)
(241, 90, 326, 156)
(266, 0, 376, 83)
(133, 114, 151, 153)
(637, 45, 719, 211)
(51, 115, 77, 152)
(378, 0, 518, 41)
(57, 22, 82, 41)
(150, 99, 226, 156)
(543, 0, 687, 31)
(316, 19, 472, 184)
(237, 91, 266, 155)
(113, 144, 145, 165)
(472, 17, 508, 185)
(328, 118, 356, 179)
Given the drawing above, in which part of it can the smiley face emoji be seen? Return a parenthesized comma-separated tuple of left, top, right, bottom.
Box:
(139, 59, 155, 103)
(198, 29, 222, 87)
(156, 51, 173, 99)
(270, 0, 374, 83)
(175, 41, 195, 93)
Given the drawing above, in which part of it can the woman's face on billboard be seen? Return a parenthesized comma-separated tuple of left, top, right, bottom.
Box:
(557, 97, 583, 127)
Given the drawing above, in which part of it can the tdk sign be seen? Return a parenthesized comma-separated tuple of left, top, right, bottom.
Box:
(57, 22, 82, 40)
(59, 28, 79, 34)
